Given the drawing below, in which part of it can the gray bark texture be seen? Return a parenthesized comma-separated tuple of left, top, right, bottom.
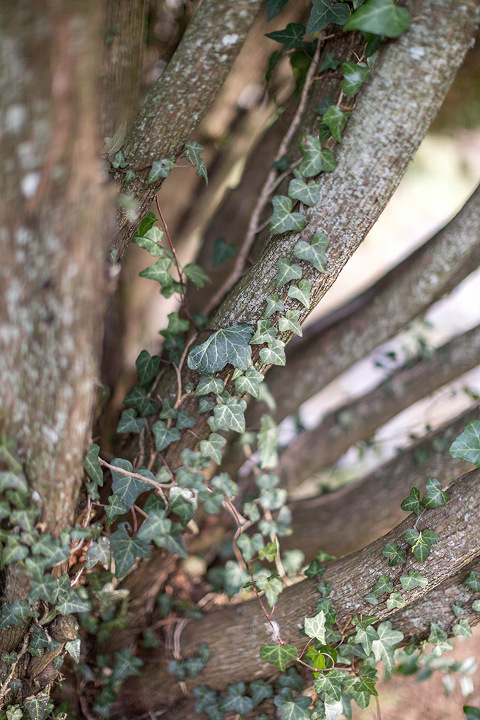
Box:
(116, 468, 480, 718)
(0, 0, 113, 537)
(111, 0, 263, 259)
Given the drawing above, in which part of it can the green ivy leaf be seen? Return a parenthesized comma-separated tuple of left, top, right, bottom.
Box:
(275, 694, 311, 720)
(31, 535, 69, 568)
(260, 644, 298, 671)
(0, 600, 30, 629)
(256, 573, 283, 607)
(139, 256, 173, 287)
(294, 232, 329, 271)
(260, 339, 286, 366)
(28, 574, 59, 604)
(132, 224, 165, 257)
(213, 396, 247, 433)
(211, 472, 238, 498)
(386, 591, 405, 610)
(85, 537, 111, 570)
(183, 262, 211, 288)
(212, 237, 236, 268)
(251, 319, 277, 345)
(184, 140, 208, 183)
(453, 618, 472, 638)
(371, 621, 403, 672)
(152, 420, 181, 452)
(111, 647, 144, 684)
(234, 366, 264, 398)
(314, 668, 347, 701)
(464, 708, 480, 720)
(193, 686, 222, 718)
(464, 571, 480, 592)
(372, 574, 393, 596)
(342, 61, 370, 96)
(266, 23, 307, 50)
(400, 571, 428, 591)
(322, 105, 348, 142)
(288, 278, 311, 308)
(264, 294, 285, 318)
(422, 477, 449, 508)
(449, 420, 480, 467)
(288, 176, 320, 207)
(404, 528, 439, 563)
(306, 0, 350, 33)
(24, 694, 52, 720)
(168, 487, 197, 526)
(299, 135, 323, 177)
(123, 385, 158, 416)
(220, 682, 253, 715)
(84, 443, 103, 497)
(400, 486, 422, 515)
(110, 523, 151, 577)
(188, 324, 254, 373)
(136, 349, 160, 385)
(200, 433, 227, 464)
(195, 374, 224, 396)
(117, 409, 146, 434)
(304, 610, 326, 643)
(223, 561, 249, 597)
(278, 309, 302, 336)
(428, 622, 447, 644)
(258, 415, 279, 470)
(237, 533, 264, 563)
(111, 458, 152, 511)
(266, 0, 289, 21)
(343, 0, 410, 38)
(269, 196, 306, 235)
(276, 258, 303, 287)
(381, 541, 406, 566)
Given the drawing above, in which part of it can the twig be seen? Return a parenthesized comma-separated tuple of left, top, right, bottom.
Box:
(0, 633, 30, 702)
(203, 40, 322, 315)
(98, 457, 173, 491)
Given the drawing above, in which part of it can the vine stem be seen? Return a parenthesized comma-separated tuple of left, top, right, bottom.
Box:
(202, 39, 322, 315)
(98, 457, 173, 492)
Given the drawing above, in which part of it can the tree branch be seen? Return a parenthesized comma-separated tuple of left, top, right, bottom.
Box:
(111, 0, 263, 259)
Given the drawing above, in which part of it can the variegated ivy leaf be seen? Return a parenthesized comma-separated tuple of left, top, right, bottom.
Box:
(288, 176, 321, 207)
(148, 158, 175, 183)
(188, 324, 254, 373)
(152, 420, 181, 452)
(234, 367, 264, 398)
(386, 592, 405, 610)
(288, 278, 311, 308)
(200, 433, 227, 464)
(195, 375, 224, 396)
(139, 256, 173, 286)
(213, 396, 247, 433)
(264, 294, 285, 318)
(250, 319, 277, 345)
(276, 258, 303, 288)
(322, 105, 348, 142)
(293, 233, 329, 271)
(269, 195, 306, 235)
(400, 571, 428, 591)
(278, 310, 302, 337)
(449, 420, 480, 467)
(260, 339, 286, 366)
(342, 61, 370, 96)
(184, 139, 208, 184)
(299, 135, 324, 177)
(131, 225, 165, 256)
(304, 610, 326, 643)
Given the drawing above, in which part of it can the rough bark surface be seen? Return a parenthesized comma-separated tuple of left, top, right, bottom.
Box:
(0, 0, 113, 536)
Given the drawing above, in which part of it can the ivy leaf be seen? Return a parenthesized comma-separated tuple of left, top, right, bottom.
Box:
(314, 668, 347, 701)
(152, 420, 181, 452)
(343, 0, 410, 38)
(24, 694, 52, 720)
(304, 610, 326, 643)
(237, 533, 264, 563)
(251, 319, 277, 346)
(258, 415, 279, 469)
(123, 385, 158, 416)
(288, 177, 320, 206)
(56, 576, 91, 615)
(264, 294, 285, 318)
(428, 623, 447, 644)
(195, 374, 224, 396)
(453, 618, 472, 638)
(213, 397, 247, 433)
(371, 621, 403, 672)
(276, 258, 303, 288)
(31, 535, 69, 568)
(404, 528, 439, 563)
(372, 575, 392, 596)
(381, 541, 406, 566)
(266, 0, 289, 21)
(449, 421, 480, 467)
(249, 680, 273, 707)
(322, 105, 348, 142)
(256, 574, 283, 607)
(184, 139, 208, 183)
(188, 324, 254, 373)
(279, 309, 303, 336)
(288, 278, 311, 308)
(169, 487, 197, 526)
(117, 409, 146, 434)
(136, 349, 160, 385)
(65, 638, 81, 664)
(223, 561, 249, 597)
(212, 237, 236, 267)
(28, 574, 59, 604)
(274, 694, 311, 720)
(111, 458, 152, 510)
(400, 487, 422, 515)
(299, 135, 323, 177)
(200, 433, 227, 464)
(386, 591, 405, 610)
(265, 23, 307, 50)
(422, 477, 449, 509)
(110, 523, 151, 578)
(342, 61, 370, 96)
(139, 256, 173, 286)
(148, 159, 174, 183)
(211, 473, 238, 498)
(220, 683, 253, 715)
(400, 571, 428, 591)
(86, 537, 111, 570)
(294, 232, 329, 271)
(111, 647, 144, 684)
(306, 0, 350, 33)
(464, 708, 480, 720)
(234, 366, 264, 398)
(183, 263, 211, 288)
(131, 225, 164, 257)
(260, 339, 286, 366)
(84, 443, 103, 495)
(260, 644, 297, 672)
(464, 571, 480, 592)
(0, 600, 30, 629)
(269, 196, 306, 235)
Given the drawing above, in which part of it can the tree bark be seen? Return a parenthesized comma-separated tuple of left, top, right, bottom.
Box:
(111, 0, 263, 259)
(280, 324, 480, 487)
(115, 468, 480, 718)
(0, 0, 113, 537)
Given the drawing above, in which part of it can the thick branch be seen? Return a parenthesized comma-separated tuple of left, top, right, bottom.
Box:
(112, 0, 262, 258)
(0, 1, 113, 536)
(280, 324, 480, 487)
(116, 469, 480, 717)
(283, 404, 480, 560)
